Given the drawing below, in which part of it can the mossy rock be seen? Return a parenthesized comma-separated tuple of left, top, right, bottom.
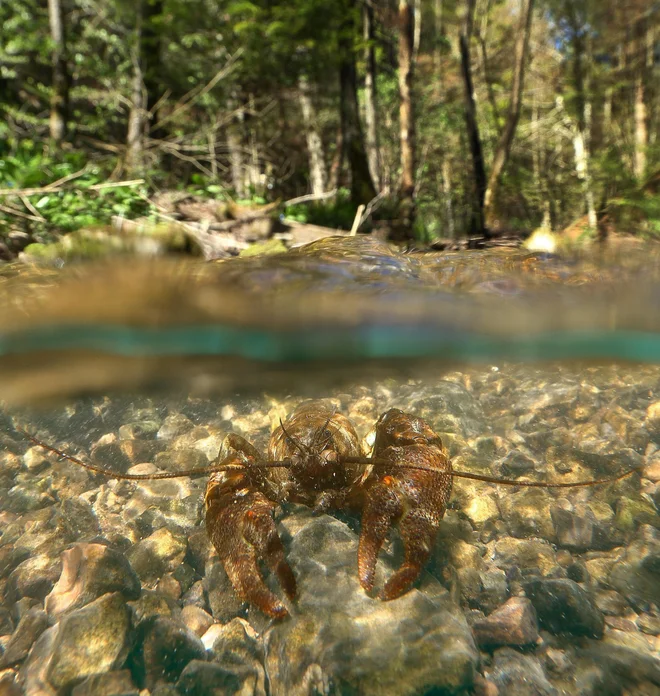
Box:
(239, 238, 287, 257)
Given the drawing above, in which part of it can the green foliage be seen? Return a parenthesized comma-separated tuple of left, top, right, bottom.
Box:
(284, 188, 357, 229)
(0, 143, 152, 238)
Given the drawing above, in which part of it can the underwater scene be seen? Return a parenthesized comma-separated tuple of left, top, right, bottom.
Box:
(1, 238, 660, 695)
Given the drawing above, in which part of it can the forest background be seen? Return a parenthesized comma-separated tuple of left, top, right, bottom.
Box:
(0, 0, 658, 255)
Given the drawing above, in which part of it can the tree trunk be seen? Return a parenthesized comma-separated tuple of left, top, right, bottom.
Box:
(226, 95, 246, 198)
(459, 16, 487, 236)
(125, 0, 163, 173)
(397, 0, 416, 238)
(141, 0, 164, 125)
(338, 5, 376, 206)
(363, 2, 381, 190)
(442, 158, 455, 237)
(633, 17, 649, 181)
(413, 0, 422, 64)
(47, 0, 69, 144)
(126, 41, 146, 173)
(298, 75, 327, 195)
(482, 0, 535, 228)
(433, 0, 444, 96)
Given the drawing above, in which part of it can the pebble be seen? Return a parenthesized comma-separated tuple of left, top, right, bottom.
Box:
(488, 648, 558, 696)
(133, 616, 206, 690)
(523, 577, 604, 638)
(45, 543, 141, 618)
(472, 597, 539, 648)
(71, 669, 139, 696)
(125, 527, 187, 585)
(46, 592, 131, 692)
(180, 605, 214, 637)
(0, 608, 48, 668)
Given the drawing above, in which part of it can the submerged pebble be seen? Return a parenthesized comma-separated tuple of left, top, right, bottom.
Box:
(3, 363, 660, 693)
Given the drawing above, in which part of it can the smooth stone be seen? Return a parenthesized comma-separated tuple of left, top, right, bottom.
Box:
(19, 623, 59, 696)
(175, 661, 243, 695)
(58, 497, 102, 540)
(153, 448, 207, 474)
(132, 616, 206, 689)
(71, 669, 139, 696)
(125, 528, 187, 584)
(203, 559, 245, 622)
(489, 537, 558, 576)
(157, 414, 195, 440)
(499, 488, 554, 540)
(46, 592, 131, 691)
(206, 618, 265, 695)
(551, 504, 613, 550)
(489, 648, 558, 696)
(45, 543, 141, 618)
(181, 605, 214, 637)
(7, 554, 60, 602)
(472, 597, 539, 648)
(0, 608, 48, 668)
(609, 526, 660, 607)
(575, 644, 660, 692)
(523, 578, 604, 638)
(265, 510, 478, 696)
(118, 420, 161, 440)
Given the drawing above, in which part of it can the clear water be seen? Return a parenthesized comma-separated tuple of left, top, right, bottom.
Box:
(0, 238, 659, 695)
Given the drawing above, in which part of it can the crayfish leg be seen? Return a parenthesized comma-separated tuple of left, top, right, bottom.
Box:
(204, 436, 296, 619)
(358, 409, 452, 600)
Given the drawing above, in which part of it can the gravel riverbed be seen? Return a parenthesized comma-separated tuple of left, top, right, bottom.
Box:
(1, 362, 660, 695)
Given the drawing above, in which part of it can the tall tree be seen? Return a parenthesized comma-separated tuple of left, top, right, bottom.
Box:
(483, 0, 535, 228)
(298, 74, 327, 195)
(363, 2, 381, 190)
(338, 2, 376, 205)
(126, 0, 164, 173)
(459, 0, 487, 235)
(397, 0, 416, 238)
(47, 0, 69, 144)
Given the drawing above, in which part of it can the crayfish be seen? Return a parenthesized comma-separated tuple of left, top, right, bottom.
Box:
(21, 400, 640, 619)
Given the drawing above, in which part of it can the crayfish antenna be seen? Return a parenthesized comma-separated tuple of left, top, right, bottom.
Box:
(18, 429, 297, 481)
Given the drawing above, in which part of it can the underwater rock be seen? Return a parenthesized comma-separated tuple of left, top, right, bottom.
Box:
(20, 623, 59, 696)
(45, 543, 141, 618)
(471, 597, 539, 648)
(499, 488, 555, 540)
(175, 661, 243, 695)
(131, 615, 206, 690)
(70, 669, 139, 696)
(46, 592, 131, 692)
(489, 536, 558, 576)
(125, 527, 187, 584)
(574, 644, 660, 694)
(551, 503, 614, 550)
(489, 648, 558, 696)
(154, 448, 208, 474)
(609, 525, 660, 607)
(265, 509, 478, 696)
(203, 559, 245, 622)
(7, 554, 60, 602)
(409, 381, 486, 438)
(58, 497, 102, 541)
(523, 578, 604, 638)
(180, 605, 214, 637)
(205, 618, 266, 696)
(128, 589, 181, 625)
(157, 413, 195, 440)
(0, 608, 48, 668)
